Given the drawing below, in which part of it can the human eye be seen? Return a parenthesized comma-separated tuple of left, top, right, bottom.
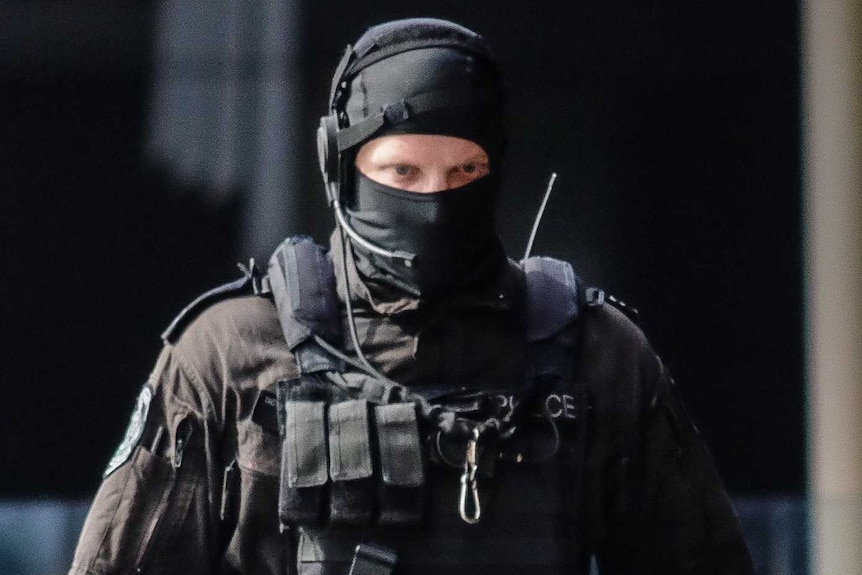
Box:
(460, 161, 488, 177)
(385, 164, 420, 185)
(393, 164, 414, 177)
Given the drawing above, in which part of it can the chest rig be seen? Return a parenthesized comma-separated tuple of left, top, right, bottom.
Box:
(267, 235, 593, 575)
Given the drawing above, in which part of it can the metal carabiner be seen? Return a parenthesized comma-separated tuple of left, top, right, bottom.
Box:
(458, 428, 481, 524)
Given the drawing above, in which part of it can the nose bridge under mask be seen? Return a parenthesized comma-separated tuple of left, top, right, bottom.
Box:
(353, 175, 491, 221)
(344, 172, 502, 296)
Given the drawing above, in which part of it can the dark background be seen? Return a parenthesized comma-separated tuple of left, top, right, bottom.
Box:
(0, 1, 801, 498)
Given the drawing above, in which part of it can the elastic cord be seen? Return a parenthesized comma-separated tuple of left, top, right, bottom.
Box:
(337, 225, 391, 382)
(313, 334, 382, 380)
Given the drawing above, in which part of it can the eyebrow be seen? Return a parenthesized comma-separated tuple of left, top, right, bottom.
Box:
(369, 150, 489, 166)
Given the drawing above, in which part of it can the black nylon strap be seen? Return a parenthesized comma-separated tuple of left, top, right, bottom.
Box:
(161, 273, 252, 343)
(336, 113, 386, 152)
(349, 543, 397, 575)
(344, 37, 496, 81)
(335, 87, 487, 151)
(268, 236, 343, 374)
(329, 44, 355, 108)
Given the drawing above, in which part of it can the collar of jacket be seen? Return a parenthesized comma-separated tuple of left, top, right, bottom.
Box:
(329, 229, 517, 316)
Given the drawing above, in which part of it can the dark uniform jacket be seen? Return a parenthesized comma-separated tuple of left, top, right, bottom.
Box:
(69, 241, 754, 575)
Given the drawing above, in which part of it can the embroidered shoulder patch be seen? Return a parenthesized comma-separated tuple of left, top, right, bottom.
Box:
(104, 385, 153, 477)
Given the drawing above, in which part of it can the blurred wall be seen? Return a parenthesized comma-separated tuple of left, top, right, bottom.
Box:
(145, 0, 305, 260)
(0, 2, 241, 496)
(802, 0, 862, 573)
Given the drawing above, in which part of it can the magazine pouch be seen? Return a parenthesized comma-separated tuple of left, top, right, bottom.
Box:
(278, 378, 329, 526)
(327, 399, 374, 525)
(374, 403, 426, 525)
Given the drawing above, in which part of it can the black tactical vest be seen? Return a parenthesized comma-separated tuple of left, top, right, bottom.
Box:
(267, 236, 592, 575)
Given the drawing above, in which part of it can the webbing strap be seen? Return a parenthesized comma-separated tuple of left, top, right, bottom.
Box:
(268, 236, 343, 375)
(161, 274, 252, 343)
(335, 87, 489, 151)
(349, 543, 397, 575)
(522, 256, 579, 343)
(328, 44, 354, 106)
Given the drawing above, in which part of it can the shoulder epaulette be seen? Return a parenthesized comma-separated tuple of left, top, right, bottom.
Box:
(521, 256, 582, 382)
(268, 236, 340, 348)
(161, 262, 268, 344)
(606, 293, 640, 325)
(267, 235, 343, 375)
(521, 256, 580, 342)
(583, 286, 640, 326)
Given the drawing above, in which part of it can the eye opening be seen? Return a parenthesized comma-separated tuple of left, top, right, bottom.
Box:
(459, 160, 489, 177)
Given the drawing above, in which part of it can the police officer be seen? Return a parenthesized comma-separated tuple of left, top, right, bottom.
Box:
(69, 18, 755, 575)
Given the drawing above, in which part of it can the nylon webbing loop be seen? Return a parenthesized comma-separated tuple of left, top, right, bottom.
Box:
(343, 37, 496, 82)
(335, 87, 489, 151)
(348, 543, 397, 575)
(328, 44, 354, 107)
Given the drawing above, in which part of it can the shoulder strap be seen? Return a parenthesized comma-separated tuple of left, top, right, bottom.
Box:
(522, 255, 580, 343)
(161, 269, 258, 344)
(521, 255, 594, 556)
(268, 235, 343, 374)
(521, 256, 582, 381)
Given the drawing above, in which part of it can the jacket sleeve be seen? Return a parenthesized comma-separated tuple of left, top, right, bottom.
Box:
(632, 370, 755, 575)
(586, 308, 755, 575)
(69, 345, 225, 575)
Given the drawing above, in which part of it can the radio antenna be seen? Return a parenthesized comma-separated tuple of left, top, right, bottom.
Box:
(522, 172, 557, 260)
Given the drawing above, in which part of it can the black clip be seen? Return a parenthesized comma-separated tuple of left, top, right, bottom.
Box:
(383, 100, 410, 124)
(237, 258, 270, 295)
(585, 287, 605, 308)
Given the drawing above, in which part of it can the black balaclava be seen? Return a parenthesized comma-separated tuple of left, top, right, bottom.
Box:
(328, 19, 508, 298)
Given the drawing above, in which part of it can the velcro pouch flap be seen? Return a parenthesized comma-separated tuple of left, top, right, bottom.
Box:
(375, 403, 424, 487)
(375, 403, 425, 525)
(280, 397, 328, 526)
(284, 401, 328, 488)
(328, 400, 373, 481)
